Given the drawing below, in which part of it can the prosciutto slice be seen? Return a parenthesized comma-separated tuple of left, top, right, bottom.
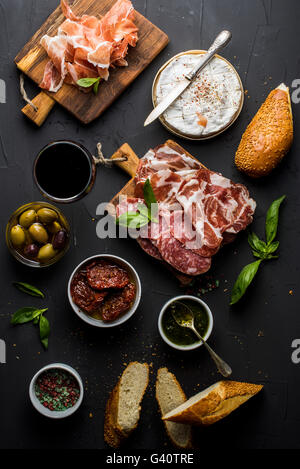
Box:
(116, 143, 256, 277)
(39, 0, 138, 92)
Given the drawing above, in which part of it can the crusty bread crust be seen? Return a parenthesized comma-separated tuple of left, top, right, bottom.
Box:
(104, 362, 149, 448)
(104, 385, 122, 448)
(235, 84, 293, 178)
(163, 380, 263, 426)
(156, 368, 192, 448)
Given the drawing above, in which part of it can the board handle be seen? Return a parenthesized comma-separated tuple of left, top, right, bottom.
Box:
(21, 91, 55, 126)
(110, 143, 140, 178)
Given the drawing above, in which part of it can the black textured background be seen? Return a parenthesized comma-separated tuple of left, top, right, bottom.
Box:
(0, 0, 299, 450)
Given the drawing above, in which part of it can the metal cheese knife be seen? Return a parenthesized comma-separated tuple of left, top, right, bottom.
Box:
(144, 30, 232, 127)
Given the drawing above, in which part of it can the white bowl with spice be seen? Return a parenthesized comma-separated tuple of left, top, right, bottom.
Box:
(29, 363, 84, 419)
(68, 254, 141, 328)
(152, 50, 244, 140)
(158, 295, 213, 351)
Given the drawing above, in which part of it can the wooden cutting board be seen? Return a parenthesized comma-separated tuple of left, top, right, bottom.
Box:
(108, 140, 205, 285)
(15, 0, 169, 126)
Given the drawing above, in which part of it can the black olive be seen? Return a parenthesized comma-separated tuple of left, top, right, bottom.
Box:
(24, 243, 39, 258)
(52, 230, 67, 250)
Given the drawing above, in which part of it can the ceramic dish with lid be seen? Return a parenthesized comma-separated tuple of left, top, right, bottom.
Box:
(152, 50, 244, 140)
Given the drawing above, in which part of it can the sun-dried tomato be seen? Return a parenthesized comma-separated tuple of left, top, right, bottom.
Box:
(86, 260, 130, 290)
(101, 283, 136, 322)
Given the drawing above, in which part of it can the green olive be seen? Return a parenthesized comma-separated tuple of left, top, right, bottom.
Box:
(19, 209, 37, 228)
(37, 208, 58, 224)
(10, 225, 26, 247)
(24, 229, 33, 245)
(37, 243, 57, 262)
(29, 223, 49, 244)
(47, 221, 62, 234)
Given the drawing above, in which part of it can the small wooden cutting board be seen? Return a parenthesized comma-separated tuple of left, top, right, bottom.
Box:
(15, 0, 169, 125)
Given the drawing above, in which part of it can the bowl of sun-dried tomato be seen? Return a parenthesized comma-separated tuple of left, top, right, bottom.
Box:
(68, 254, 141, 327)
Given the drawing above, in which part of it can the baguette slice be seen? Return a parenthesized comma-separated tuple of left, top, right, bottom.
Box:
(162, 380, 263, 426)
(235, 83, 293, 177)
(104, 362, 149, 447)
(156, 368, 192, 448)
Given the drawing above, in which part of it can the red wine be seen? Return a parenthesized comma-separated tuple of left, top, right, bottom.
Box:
(34, 141, 93, 201)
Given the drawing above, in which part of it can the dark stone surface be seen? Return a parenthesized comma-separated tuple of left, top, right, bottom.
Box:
(0, 0, 299, 450)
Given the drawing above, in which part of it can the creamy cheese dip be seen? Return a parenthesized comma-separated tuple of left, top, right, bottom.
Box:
(155, 52, 243, 138)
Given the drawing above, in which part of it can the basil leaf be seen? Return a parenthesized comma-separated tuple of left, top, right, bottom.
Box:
(266, 241, 279, 254)
(143, 179, 157, 208)
(11, 307, 47, 325)
(13, 282, 44, 298)
(39, 315, 50, 350)
(230, 260, 262, 305)
(77, 77, 100, 88)
(116, 212, 149, 229)
(248, 232, 267, 254)
(137, 202, 150, 218)
(93, 78, 101, 95)
(265, 195, 286, 244)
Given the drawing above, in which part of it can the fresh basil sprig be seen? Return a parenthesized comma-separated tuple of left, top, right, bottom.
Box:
(116, 179, 158, 229)
(77, 77, 101, 95)
(230, 195, 286, 305)
(11, 307, 50, 349)
(13, 282, 44, 298)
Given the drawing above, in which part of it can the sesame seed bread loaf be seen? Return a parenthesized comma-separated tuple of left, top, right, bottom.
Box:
(156, 368, 192, 448)
(162, 380, 263, 426)
(104, 362, 149, 447)
(235, 83, 293, 177)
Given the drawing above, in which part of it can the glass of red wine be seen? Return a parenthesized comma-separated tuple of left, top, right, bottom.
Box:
(33, 140, 96, 203)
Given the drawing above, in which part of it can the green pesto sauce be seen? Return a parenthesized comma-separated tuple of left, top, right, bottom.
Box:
(162, 299, 209, 346)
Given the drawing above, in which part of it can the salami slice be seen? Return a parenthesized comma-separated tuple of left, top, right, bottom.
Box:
(86, 260, 129, 290)
(137, 237, 162, 260)
(71, 273, 108, 313)
(153, 237, 211, 276)
(101, 282, 136, 322)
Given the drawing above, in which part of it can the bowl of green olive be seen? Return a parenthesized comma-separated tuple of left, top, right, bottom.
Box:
(6, 202, 70, 267)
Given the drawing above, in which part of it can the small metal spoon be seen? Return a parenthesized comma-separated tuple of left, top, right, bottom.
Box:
(171, 301, 232, 378)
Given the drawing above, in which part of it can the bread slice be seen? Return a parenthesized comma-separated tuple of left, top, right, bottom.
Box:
(156, 368, 192, 448)
(104, 362, 149, 447)
(235, 83, 293, 177)
(162, 380, 263, 426)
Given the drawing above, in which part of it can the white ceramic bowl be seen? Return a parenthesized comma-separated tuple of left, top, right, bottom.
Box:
(29, 363, 84, 419)
(158, 295, 213, 351)
(68, 254, 141, 328)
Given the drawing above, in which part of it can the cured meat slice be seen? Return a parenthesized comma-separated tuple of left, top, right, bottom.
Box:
(101, 282, 136, 321)
(70, 272, 108, 313)
(86, 260, 130, 290)
(136, 237, 163, 261)
(152, 236, 211, 276)
(40, 0, 138, 92)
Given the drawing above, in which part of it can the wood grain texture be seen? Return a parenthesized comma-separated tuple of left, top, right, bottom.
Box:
(21, 91, 55, 126)
(14, 0, 169, 124)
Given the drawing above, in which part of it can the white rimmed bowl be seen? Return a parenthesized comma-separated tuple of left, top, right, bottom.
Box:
(68, 254, 141, 328)
(158, 295, 213, 351)
(29, 363, 84, 419)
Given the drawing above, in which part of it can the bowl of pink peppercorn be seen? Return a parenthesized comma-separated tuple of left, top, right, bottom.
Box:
(29, 363, 84, 418)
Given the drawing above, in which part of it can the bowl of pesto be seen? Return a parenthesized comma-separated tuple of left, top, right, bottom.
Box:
(158, 295, 213, 351)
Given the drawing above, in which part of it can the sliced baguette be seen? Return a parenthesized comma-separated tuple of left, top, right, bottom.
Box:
(156, 368, 192, 448)
(235, 83, 293, 177)
(162, 380, 263, 426)
(104, 362, 149, 447)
